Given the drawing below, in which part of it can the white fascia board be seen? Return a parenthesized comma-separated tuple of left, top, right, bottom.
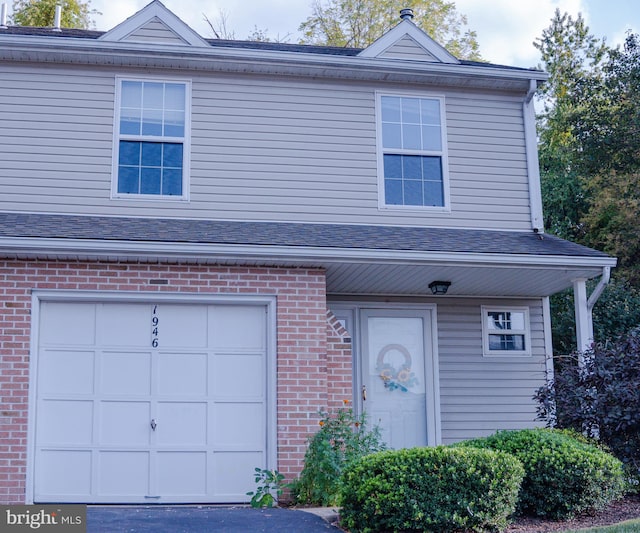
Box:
(0, 236, 617, 270)
(0, 34, 548, 87)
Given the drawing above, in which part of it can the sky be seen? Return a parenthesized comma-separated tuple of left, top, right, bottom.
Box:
(24, 0, 640, 67)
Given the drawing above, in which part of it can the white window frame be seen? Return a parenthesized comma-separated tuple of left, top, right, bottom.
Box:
(111, 76, 191, 201)
(481, 306, 531, 357)
(375, 91, 450, 212)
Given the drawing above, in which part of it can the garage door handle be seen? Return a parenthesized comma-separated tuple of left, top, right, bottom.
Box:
(150, 419, 157, 431)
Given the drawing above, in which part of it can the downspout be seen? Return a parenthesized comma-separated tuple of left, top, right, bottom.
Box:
(523, 79, 544, 232)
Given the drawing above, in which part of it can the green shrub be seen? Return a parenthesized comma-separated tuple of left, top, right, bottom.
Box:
(290, 402, 386, 506)
(457, 428, 627, 519)
(339, 446, 524, 533)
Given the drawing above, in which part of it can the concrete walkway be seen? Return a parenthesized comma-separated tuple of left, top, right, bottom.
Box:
(87, 505, 341, 533)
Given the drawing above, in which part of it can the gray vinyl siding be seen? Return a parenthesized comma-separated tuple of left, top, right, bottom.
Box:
(124, 18, 188, 44)
(437, 298, 548, 444)
(379, 36, 439, 61)
(0, 64, 533, 230)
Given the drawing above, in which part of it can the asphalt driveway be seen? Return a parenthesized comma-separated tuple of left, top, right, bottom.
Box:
(87, 505, 340, 533)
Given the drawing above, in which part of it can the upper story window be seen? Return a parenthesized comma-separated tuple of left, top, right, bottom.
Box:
(482, 307, 531, 357)
(113, 78, 190, 199)
(377, 94, 449, 209)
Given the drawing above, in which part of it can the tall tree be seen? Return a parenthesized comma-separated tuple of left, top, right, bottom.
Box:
(298, 0, 481, 59)
(536, 11, 640, 351)
(10, 0, 98, 29)
(534, 9, 608, 241)
(576, 34, 640, 283)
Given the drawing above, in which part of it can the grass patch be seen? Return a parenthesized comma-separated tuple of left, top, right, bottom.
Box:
(564, 518, 640, 532)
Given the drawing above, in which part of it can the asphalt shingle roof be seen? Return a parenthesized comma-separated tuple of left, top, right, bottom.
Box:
(0, 212, 608, 259)
(0, 26, 541, 72)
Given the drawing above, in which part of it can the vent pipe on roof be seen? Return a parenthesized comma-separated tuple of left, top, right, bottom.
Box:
(0, 4, 8, 29)
(400, 8, 414, 20)
(53, 3, 62, 31)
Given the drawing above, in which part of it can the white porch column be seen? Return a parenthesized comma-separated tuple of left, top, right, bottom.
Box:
(573, 278, 593, 356)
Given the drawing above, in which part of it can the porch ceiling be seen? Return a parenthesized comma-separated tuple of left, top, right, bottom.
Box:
(323, 260, 606, 297)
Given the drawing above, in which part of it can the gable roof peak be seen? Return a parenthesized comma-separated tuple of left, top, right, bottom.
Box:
(358, 15, 459, 64)
(98, 0, 209, 47)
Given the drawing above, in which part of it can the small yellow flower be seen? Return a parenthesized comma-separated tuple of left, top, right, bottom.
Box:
(343, 399, 350, 405)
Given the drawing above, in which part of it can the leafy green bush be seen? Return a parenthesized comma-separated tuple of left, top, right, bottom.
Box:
(457, 429, 626, 519)
(246, 468, 287, 508)
(339, 446, 524, 533)
(536, 327, 640, 484)
(290, 402, 386, 506)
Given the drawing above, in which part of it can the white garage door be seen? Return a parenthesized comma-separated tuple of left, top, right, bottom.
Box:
(33, 300, 270, 504)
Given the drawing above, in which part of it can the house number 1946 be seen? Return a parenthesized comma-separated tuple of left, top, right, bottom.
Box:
(151, 305, 159, 348)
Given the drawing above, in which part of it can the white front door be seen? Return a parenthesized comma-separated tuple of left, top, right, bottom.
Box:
(33, 299, 270, 504)
(361, 308, 437, 449)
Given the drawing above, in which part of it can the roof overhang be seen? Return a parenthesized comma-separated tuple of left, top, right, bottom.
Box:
(0, 34, 548, 92)
(0, 235, 614, 298)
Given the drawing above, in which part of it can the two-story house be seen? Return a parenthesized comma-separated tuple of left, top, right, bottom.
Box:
(0, 0, 615, 505)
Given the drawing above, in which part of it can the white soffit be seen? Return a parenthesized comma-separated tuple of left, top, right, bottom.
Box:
(98, 0, 209, 48)
(359, 19, 460, 64)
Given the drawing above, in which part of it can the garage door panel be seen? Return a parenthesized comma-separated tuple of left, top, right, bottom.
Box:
(97, 304, 150, 347)
(101, 352, 151, 395)
(213, 354, 263, 399)
(36, 450, 92, 496)
(38, 400, 93, 445)
(156, 402, 207, 446)
(158, 305, 208, 348)
(40, 303, 96, 345)
(213, 403, 264, 448)
(212, 451, 263, 498)
(36, 300, 270, 504)
(39, 350, 94, 395)
(98, 451, 150, 495)
(158, 353, 207, 396)
(209, 306, 266, 350)
(100, 401, 151, 446)
(157, 452, 207, 495)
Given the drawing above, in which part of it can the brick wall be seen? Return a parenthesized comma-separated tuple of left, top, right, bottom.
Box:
(326, 310, 354, 411)
(0, 259, 351, 503)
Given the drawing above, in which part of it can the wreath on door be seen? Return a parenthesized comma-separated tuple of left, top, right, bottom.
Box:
(376, 343, 418, 392)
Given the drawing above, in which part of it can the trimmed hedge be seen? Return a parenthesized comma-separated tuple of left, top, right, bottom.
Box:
(457, 428, 626, 519)
(339, 446, 524, 533)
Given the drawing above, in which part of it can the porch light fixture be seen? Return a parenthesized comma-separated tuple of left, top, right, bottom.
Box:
(429, 281, 451, 295)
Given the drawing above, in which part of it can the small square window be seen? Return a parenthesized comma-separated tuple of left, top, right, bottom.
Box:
(482, 307, 531, 356)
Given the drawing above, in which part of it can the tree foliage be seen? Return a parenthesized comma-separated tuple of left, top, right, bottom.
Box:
(536, 10, 640, 350)
(298, 0, 481, 59)
(549, 279, 640, 357)
(10, 0, 98, 29)
(535, 9, 607, 242)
